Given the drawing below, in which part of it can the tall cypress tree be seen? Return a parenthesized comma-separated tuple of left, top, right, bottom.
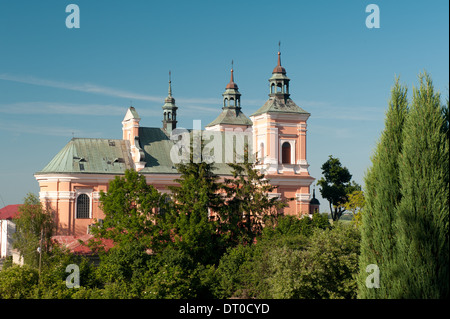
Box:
(394, 73, 449, 298)
(358, 77, 408, 298)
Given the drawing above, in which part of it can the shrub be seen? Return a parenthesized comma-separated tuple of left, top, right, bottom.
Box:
(0, 265, 39, 299)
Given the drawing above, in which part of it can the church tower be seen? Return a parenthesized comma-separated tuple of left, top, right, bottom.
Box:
(162, 71, 178, 135)
(205, 63, 252, 131)
(250, 47, 315, 216)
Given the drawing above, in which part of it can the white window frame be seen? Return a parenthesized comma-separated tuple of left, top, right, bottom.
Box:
(75, 189, 93, 219)
(279, 139, 295, 165)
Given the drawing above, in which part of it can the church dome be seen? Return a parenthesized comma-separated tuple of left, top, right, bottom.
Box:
(310, 189, 320, 205)
(226, 68, 239, 89)
(272, 52, 286, 74)
(226, 81, 238, 89)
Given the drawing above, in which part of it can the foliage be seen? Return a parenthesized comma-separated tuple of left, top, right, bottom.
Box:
(162, 160, 225, 265)
(344, 190, 365, 216)
(92, 169, 167, 250)
(1, 213, 360, 300)
(357, 77, 408, 298)
(344, 190, 365, 228)
(297, 223, 361, 299)
(12, 193, 55, 268)
(0, 265, 39, 299)
(214, 244, 255, 298)
(215, 217, 358, 299)
(96, 241, 150, 285)
(317, 156, 360, 221)
(394, 72, 449, 298)
(2, 256, 13, 270)
(221, 161, 287, 246)
(140, 249, 197, 299)
(358, 73, 449, 299)
(263, 213, 330, 239)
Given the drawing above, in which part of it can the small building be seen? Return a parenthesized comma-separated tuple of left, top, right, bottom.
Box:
(309, 189, 320, 215)
(0, 205, 20, 259)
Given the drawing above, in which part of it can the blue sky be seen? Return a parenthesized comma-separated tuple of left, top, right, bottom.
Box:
(0, 0, 448, 209)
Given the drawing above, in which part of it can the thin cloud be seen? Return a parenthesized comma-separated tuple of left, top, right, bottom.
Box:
(0, 102, 130, 116)
(182, 104, 221, 113)
(0, 73, 163, 102)
(0, 73, 221, 105)
(0, 120, 103, 137)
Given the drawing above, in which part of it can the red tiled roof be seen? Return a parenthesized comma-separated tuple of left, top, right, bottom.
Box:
(52, 234, 115, 255)
(0, 204, 22, 220)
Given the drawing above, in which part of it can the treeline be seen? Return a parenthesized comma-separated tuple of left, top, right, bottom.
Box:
(0, 158, 361, 299)
(0, 213, 360, 299)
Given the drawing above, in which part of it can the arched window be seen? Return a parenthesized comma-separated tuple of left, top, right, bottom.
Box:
(230, 97, 235, 106)
(277, 83, 282, 93)
(271, 83, 275, 94)
(76, 194, 90, 219)
(282, 142, 291, 164)
(224, 98, 228, 107)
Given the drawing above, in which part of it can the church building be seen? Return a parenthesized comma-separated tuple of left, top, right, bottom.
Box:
(35, 50, 318, 237)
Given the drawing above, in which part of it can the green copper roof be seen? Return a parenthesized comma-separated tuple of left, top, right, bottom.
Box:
(37, 130, 243, 177)
(36, 138, 133, 174)
(206, 107, 253, 127)
(137, 127, 178, 174)
(137, 127, 236, 175)
(250, 96, 310, 117)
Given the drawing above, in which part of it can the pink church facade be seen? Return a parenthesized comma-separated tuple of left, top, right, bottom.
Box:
(35, 51, 318, 237)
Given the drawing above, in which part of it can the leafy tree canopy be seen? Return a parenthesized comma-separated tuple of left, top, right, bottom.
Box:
(317, 155, 360, 221)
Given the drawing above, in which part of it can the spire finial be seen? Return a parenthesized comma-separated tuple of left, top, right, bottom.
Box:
(230, 60, 234, 83)
(168, 70, 172, 97)
(277, 41, 282, 67)
(225, 60, 239, 90)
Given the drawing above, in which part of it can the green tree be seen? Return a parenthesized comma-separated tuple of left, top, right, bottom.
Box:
(292, 223, 361, 299)
(33, 247, 98, 299)
(442, 97, 449, 139)
(13, 193, 55, 268)
(344, 190, 365, 228)
(357, 77, 408, 298)
(317, 155, 360, 221)
(344, 190, 365, 217)
(394, 72, 449, 298)
(221, 161, 287, 246)
(0, 265, 39, 299)
(161, 159, 225, 265)
(91, 169, 167, 250)
(263, 213, 330, 239)
(216, 221, 360, 299)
